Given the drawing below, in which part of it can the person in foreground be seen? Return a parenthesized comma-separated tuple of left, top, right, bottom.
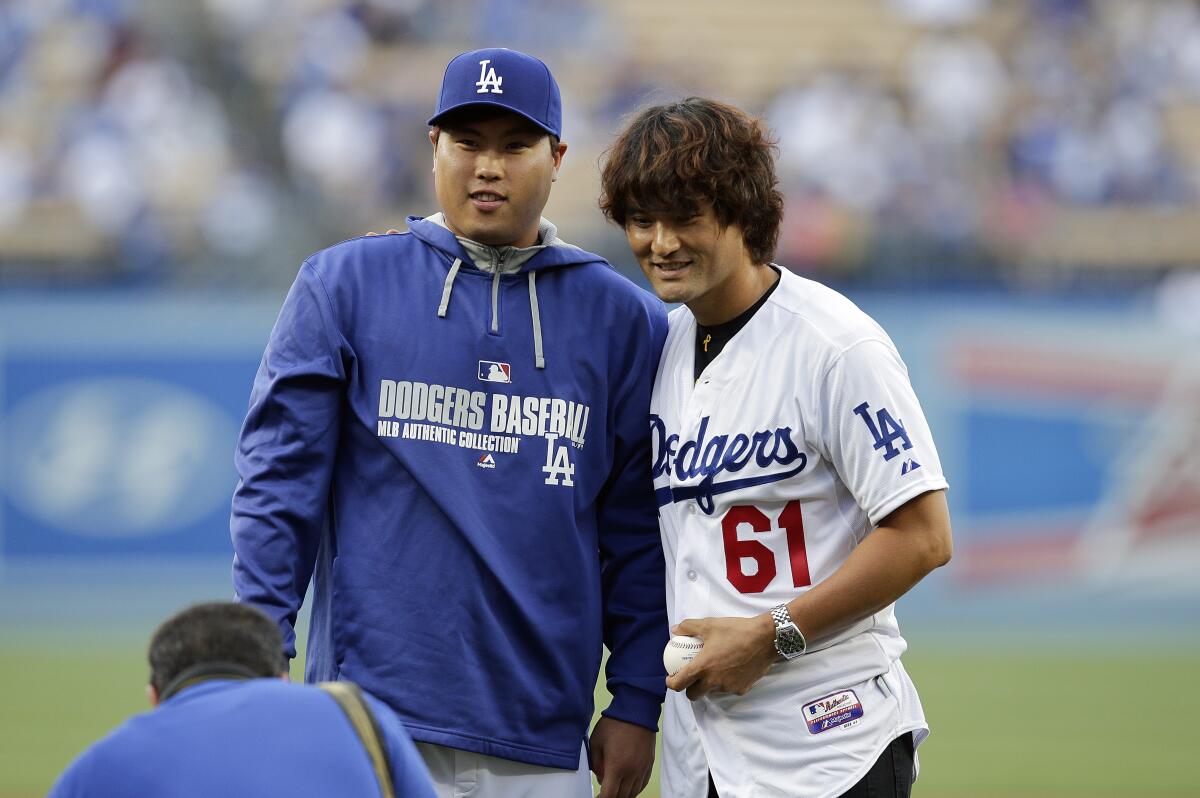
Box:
(600, 98, 954, 798)
(48, 602, 435, 798)
(231, 48, 668, 798)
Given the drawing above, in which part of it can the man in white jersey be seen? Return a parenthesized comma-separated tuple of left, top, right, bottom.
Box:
(599, 98, 953, 798)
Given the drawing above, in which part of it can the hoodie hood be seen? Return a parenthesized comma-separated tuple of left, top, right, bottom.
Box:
(406, 215, 602, 273)
(423, 213, 577, 275)
(406, 215, 612, 371)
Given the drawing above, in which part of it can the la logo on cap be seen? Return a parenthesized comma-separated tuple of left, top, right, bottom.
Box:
(428, 48, 561, 138)
(475, 59, 503, 95)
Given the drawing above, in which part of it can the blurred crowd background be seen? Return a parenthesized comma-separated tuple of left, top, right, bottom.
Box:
(2, 0, 1200, 303)
(2, 2, 1198, 796)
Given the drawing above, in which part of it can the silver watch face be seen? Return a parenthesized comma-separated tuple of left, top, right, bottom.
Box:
(775, 623, 806, 658)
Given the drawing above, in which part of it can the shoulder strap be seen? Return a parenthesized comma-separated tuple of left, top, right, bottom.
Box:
(318, 681, 396, 798)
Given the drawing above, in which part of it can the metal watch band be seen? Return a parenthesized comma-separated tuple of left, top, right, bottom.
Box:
(770, 603, 806, 659)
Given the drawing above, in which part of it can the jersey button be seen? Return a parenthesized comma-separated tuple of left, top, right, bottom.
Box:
(686, 570, 698, 582)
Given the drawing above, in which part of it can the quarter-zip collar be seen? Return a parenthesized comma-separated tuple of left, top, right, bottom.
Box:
(411, 214, 600, 371)
(424, 212, 567, 274)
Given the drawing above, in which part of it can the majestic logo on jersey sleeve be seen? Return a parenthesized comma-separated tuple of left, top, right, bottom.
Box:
(650, 414, 807, 514)
(853, 401, 912, 462)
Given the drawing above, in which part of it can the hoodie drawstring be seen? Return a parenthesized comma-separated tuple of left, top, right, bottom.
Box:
(490, 269, 501, 333)
(528, 271, 545, 370)
(436, 256, 545, 370)
(437, 258, 462, 318)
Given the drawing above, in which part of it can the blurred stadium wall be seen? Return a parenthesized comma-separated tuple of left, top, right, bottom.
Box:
(1, 0, 1198, 796)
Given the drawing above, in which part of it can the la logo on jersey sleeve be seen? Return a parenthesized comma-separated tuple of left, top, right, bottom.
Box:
(853, 402, 919, 474)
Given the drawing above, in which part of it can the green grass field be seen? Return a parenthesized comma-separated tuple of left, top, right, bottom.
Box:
(3, 645, 1197, 797)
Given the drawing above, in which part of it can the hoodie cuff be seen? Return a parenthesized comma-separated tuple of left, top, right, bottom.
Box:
(601, 685, 664, 732)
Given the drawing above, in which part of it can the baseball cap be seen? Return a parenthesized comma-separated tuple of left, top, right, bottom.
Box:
(428, 48, 562, 139)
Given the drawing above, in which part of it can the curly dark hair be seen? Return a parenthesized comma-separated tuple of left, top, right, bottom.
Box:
(599, 97, 784, 265)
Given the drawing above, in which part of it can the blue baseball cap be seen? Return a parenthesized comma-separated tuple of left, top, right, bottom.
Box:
(428, 48, 562, 139)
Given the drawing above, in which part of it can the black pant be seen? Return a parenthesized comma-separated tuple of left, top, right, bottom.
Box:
(706, 732, 915, 798)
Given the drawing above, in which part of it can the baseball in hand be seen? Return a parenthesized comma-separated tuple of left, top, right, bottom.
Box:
(663, 635, 704, 676)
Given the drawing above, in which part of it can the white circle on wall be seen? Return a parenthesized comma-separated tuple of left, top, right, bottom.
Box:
(3, 377, 238, 538)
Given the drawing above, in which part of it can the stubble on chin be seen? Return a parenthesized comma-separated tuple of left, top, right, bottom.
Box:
(450, 211, 497, 244)
(650, 283, 686, 305)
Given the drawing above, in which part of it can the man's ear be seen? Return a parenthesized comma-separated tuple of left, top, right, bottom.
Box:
(147, 683, 160, 707)
(430, 128, 440, 171)
(551, 140, 568, 181)
(279, 670, 291, 683)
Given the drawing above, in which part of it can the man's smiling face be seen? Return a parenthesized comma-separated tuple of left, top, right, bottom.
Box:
(431, 109, 566, 248)
(624, 203, 755, 323)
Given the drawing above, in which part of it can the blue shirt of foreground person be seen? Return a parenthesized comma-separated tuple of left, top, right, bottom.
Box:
(49, 602, 436, 798)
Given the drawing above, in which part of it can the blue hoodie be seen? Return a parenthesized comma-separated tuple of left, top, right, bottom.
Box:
(231, 217, 669, 769)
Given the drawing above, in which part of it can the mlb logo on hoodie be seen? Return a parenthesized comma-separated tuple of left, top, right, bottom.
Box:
(478, 360, 512, 383)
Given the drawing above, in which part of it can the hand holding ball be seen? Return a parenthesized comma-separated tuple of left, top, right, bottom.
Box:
(663, 635, 704, 676)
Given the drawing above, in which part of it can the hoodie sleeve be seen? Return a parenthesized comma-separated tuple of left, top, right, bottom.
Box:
(231, 261, 349, 659)
(597, 295, 671, 731)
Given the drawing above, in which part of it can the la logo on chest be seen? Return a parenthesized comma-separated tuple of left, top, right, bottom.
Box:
(475, 59, 503, 94)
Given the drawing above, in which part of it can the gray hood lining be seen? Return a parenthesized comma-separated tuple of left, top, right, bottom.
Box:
(425, 215, 561, 370)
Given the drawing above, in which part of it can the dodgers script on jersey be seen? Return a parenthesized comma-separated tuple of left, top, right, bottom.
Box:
(654, 268, 948, 798)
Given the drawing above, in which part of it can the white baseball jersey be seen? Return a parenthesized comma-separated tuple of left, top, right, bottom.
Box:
(653, 268, 948, 798)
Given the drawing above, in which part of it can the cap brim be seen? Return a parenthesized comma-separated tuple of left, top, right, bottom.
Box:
(427, 101, 558, 138)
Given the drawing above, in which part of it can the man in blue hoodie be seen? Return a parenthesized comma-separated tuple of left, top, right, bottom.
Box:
(231, 48, 669, 798)
(49, 602, 435, 798)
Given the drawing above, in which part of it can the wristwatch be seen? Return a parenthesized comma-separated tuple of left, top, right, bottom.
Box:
(770, 604, 807, 660)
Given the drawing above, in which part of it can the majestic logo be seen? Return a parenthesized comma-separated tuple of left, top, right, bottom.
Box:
(651, 415, 807, 514)
(475, 59, 504, 94)
(853, 401, 912, 462)
(478, 360, 511, 383)
(901, 457, 921, 476)
(542, 435, 575, 486)
(476, 453, 496, 469)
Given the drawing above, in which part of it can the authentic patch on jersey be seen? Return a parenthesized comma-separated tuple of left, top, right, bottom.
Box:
(478, 360, 511, 383)
(803, 690, 864, 734)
